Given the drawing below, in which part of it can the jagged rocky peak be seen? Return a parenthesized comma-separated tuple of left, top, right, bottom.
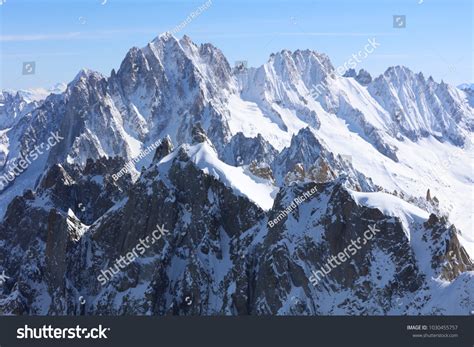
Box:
(240, 48, 336, 108)
(284, 157, 336, 185)
(144, 33, 195, 83)
(82, 155, 128, 177)
(0, 34, 473, 317)
(68, 68, 106, 92)
(222, 132, 278, 166)
(191, 122, 209, 144)
(148, 33, 232, 85)
(372, 65, 438, 96)
(266, 48, 335, 85)
(38, 164, 74, 191)
(380, 65, 418, 83)
(188, 122, 219, 156)
(367, 64, 474, 145)
(115, 46, 151, 82)
(343, 68, 372, 86)
(147, 32, 187, 68)
(138, 33, 235, 111)
(355, 69, 372, 86)
(0, 91, 30, 107)
(0, 90, 40, 130)
(370, 65, 427, 93)
(118, 46, 146, 70)
(343, 68, 357, 78)
(307, 156, 337, 182)
(253, 179, 453, 314)
(249, 160, 275, 182)
(423, 214, 473, 281)
(179, 35, 231, 71)
(274, 127, 373, 190)
(458, 83, 474, 92)
(153, 136, 173, 162)
(287, 126, 323, 153)
(13, 156, 131, 228)
(284, 163, 306, 184)
(150, 31, 179, 48)
(180, 34, 233, 84)
(0, 147, 472, 315)
(273, 127, 324, 180)
(63, 68, 108, 112)
(460, 85, 474, 107)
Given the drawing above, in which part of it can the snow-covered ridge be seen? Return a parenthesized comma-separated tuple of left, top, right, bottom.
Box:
(348, 189, 429, 240)
(0, 30, 472, 315)
(156, 140, 278, 210)
(2, 83, 66, 103)
(458, 83, 474, 91)
(0, 34, 472, 257)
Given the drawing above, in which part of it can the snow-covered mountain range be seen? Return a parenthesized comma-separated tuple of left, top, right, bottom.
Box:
(0, 34, 472, 315)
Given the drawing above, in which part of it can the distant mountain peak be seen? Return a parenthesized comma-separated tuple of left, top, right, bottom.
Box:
(458, 83, 474, 91)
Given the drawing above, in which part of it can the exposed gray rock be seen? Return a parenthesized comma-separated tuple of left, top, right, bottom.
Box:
(0, 139, 471, 316)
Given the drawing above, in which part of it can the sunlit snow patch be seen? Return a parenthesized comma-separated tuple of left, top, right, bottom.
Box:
(348, 189, 429, 240)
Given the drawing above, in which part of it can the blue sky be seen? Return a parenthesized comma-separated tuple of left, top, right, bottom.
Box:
(0, 0, 472, 90)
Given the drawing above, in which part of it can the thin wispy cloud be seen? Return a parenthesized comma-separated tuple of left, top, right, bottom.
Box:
(0, 29, 160, 42)
(0, 32, 82, 42)
(372, 54, 411, 59)
(2, 52, 81, 59)
(190, 32, 399, 39)
(276, 32, 399, 37)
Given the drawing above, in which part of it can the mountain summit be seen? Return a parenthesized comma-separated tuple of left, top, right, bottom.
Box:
(0, 34, 472, 316)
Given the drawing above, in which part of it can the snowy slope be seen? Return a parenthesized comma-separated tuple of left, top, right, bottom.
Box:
(157, 141, 278, 210)
(11, 83, 67, 102)
(306, 106, 473, 257)
(0, 33, 472, 260)
(349, 189, 429, 234)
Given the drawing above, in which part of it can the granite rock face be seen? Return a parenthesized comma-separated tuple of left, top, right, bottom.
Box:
(0, 130, 471, 315)
(0, 35, 473, 316)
